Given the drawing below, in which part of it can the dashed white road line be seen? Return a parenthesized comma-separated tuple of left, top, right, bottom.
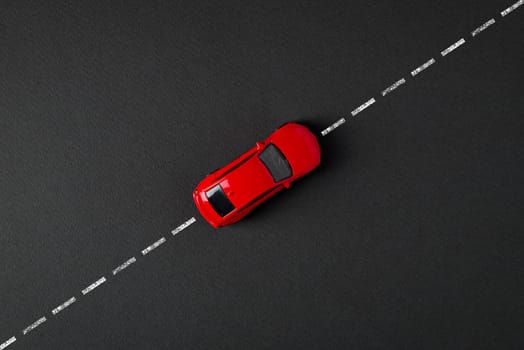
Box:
(321, 117, 346, 136)
(51, 297, 76, 315)
(411, 58, 436, 76)
(441, 38, 466, 56)
(501, 0, 524, 16)
(112, 257, 137, 275)
(472, 18, 496, 36)
(172, 217, 197, 236)
(141, 237, 166, 255)
(382, 78, 406, 96)
(0, 217, 198, 348)
(351, 98, 376, 116)
(5, 2, 524, 348)
(22, 317, 47, 335)
(0, 337, 16, 350)
(81, 277, 107, 295)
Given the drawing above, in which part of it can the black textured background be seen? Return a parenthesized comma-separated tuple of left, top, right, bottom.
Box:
(1, 0, 523, 349)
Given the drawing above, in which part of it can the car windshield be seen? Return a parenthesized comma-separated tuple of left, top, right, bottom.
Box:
(206, 184, 235, 217)
(258, 143, 292, 182)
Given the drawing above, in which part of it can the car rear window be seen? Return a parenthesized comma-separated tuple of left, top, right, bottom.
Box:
(206, 184, 235, 217)
(258, 143, 292, 182)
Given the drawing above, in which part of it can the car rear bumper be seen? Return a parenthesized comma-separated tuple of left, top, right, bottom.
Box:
(192, 189, 221, 228)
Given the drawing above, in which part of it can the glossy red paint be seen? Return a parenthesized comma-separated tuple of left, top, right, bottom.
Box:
(193, 122, 321, 228)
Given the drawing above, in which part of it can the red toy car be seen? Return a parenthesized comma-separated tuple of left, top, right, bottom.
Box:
(193, 122, 321, 228)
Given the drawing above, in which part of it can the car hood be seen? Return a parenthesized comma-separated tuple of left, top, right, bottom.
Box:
(269, 123, 321, 177)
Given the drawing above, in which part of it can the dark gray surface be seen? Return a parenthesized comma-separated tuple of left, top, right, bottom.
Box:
(1, 0, 524, 349)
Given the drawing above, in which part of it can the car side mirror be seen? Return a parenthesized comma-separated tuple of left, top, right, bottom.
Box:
(256, 142, 263, 149)
(283, 182, 291, 189)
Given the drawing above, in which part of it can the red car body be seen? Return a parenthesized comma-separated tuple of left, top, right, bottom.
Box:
(193, 122, 321, 228)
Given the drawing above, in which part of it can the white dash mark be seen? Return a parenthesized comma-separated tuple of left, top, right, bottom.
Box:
(321, 117, 346, 136)
(52, 297, 76, 315)
(381, 78, 406, 96)
(411, 58, 436, 76)
(351, 98, 376, 117)
(141, 237, 166, 255)
(112, 256, 137, 275)
(501, 0, 524, 16)
(82, 276, 107, 295)
(22, 317, 47, 335)
(0, 337, 16, 350)
(471, 18, 496, 36)
(441, 38, 466, 56)
(172, 217, 197, 236)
